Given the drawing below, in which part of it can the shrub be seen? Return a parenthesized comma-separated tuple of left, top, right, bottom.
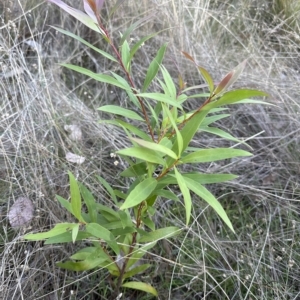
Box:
(24, 0, 268, 297)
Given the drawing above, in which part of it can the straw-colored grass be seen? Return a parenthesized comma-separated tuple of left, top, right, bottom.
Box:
(1, 0, 300, 299)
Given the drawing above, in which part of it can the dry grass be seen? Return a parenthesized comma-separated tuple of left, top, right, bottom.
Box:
(1, 0, 300, 299)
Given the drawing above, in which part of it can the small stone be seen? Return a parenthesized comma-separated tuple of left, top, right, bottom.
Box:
(8, 197, 34, 228)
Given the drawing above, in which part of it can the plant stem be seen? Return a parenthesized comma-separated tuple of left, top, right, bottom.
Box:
(95, 12, 155, 141)
(112, 202, 145, 298)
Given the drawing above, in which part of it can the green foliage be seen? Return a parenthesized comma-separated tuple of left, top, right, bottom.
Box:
(24, 0, 268, 297)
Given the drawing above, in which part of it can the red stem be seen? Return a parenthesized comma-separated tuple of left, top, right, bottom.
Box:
(95, 13, 155, 141)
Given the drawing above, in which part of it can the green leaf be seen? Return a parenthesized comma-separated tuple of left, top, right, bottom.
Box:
(181, 51, 214, 94)
(85, 223, 113, 241)
(111, 226, 136, 236)
(200, 127, 248, 146)
(125, 243, 156, 271)
(60, 64, 128, 90)
(122, 281, 158, 296)
(120, 178, 157, 210)
(183, 172, 238, 184)
(152, 189, 179, 202)
(72, 224, 80, 243)
(136, 92, 182, 108)
(120, 162, 148, 177)
(44, 231, 91, 244)
(180, 148, 252, 164)
(117, 147, 166, 165)
(142, 43, 167, 92)
(99, 119, 151, 141)
(52, 27, 117, 62)
(198, 65, 215, 94)
(121, 37, 131, 72)
(57, 258, 106, 271)
(97, 105, 143, 121)
(160, 65, 177, 98)
(183, 177, 234, 232)
(130, 137, 178, 160)
(139, 226, 180, 243)
(96, 175, 118, 205)
(70, 246, 113, 266)
(211, 89, 268, 107)
(200, 113, 230, 127)
(167, 109, 211, 166)
(111, 73, 141, 108)
(70, 247, 98, 260)
(95, 203, 120, 222)
(68, 171, 83, 222)
(237, 99, 273, 105)
(123, 264, 151, 280)
(129, 32, 158, 62)
(56, 195, 72, 215)
(174, 167, 192, 225)
(24, 223, 78, 240)
(118, 210, 133, 228)
(86, 223, 120, 255)
(177, 94, 188, 104)
(79, 183, 97, 223)
(164, 105, 183, 156)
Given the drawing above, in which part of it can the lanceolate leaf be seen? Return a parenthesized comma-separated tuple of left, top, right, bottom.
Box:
(130, 137, 178, 159)
(68, 171, 83, 222)
(200, 127, 248, 145)
(160, 65, 177, 98)
(180, 148, 252, 164)
(96, 175, 118, 205)
(122, 281, 158, 297)
(97, 105, 143, 121)
(46, 0, 101, 33)
(85, 223, 112, 241)
(56, 195, 72, 215)
(121, 38, 130, 71)
(211, 89, 268, 107)
(72, 224, 80, 243)
(44, 231, 92, 244)
(123, 264, 151, 279)
(181, 51, 214, 94)
(60, 64, 129, 90)
(86, 223, 120, 255)
(137, 92, 182, 108)
(120, 162, 148, 177)
(120, 178, 157, 209)
(174, 167, 192, 225)
(213, 60, 247, 96)
(52, 27, 117, 62)
(183, 176, 234, 232)
(24, 223, 78, 240)
(117, 147, 166, 165)
(139, 226, 180, 243)
(183, 172, 238, 184)
(57, 258, 106, 271)
(111, 73, 141, 108)
(126, 242, 156, 270)
(99, 119, 150, 141)
(142, 43, 167, 92)
(79, 183, 97, 223)
(129, 32, 158, 62)
(200, 113, 230, 126)
(198, 65, 214, 94)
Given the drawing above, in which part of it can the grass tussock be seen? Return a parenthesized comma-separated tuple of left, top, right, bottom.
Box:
(0, 0, 300, 299)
